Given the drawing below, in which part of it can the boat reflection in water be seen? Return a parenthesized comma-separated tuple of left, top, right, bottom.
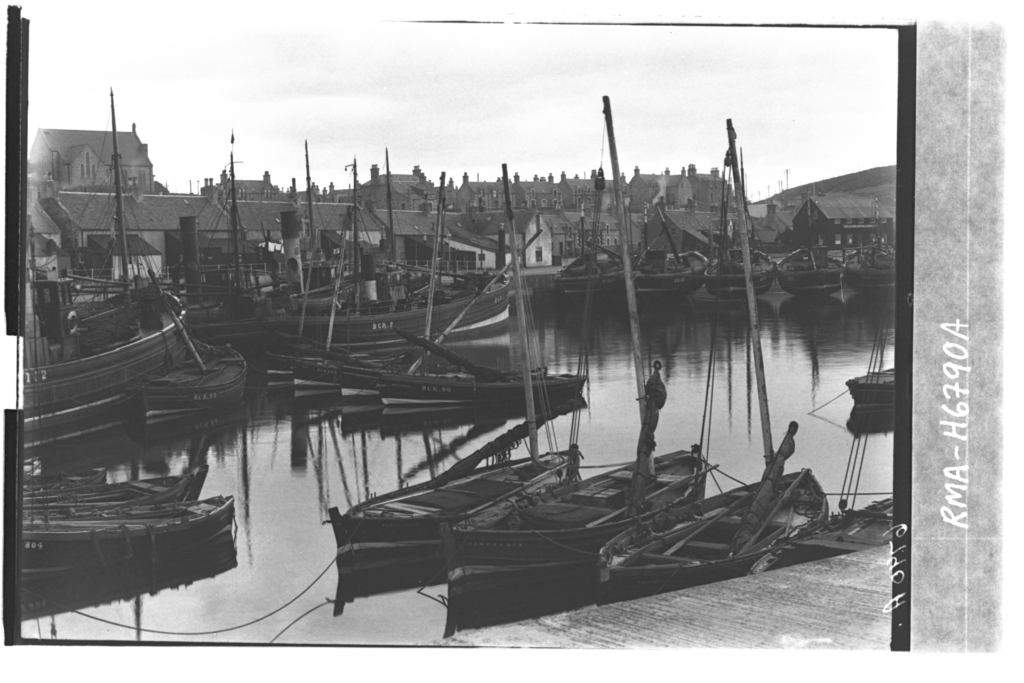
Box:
(846, 404, 894, 435)
(20, 531, 238, 623)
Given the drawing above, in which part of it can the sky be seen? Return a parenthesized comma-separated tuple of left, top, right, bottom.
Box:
(20, 2, 899, 203)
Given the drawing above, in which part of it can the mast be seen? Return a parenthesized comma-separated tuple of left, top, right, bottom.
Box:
(109, 90, 132, 306)
(385, 149, 396, 263)
(421, 173, 446, 358)
(351, 159, 360, 285)
(603, 95, 646, 421)
(502, 164, 540, 464)
(305, 140, 316, 262)
(229, 133, 242, 290)
(726, 119, 773, 458)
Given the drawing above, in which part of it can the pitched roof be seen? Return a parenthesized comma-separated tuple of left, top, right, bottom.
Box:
(87, 233, 162, 256)
(54, 192, 224, 236)
(35, 128, 152, 167)
(806, 194, 895, 220)
(450, 209, 537, 237)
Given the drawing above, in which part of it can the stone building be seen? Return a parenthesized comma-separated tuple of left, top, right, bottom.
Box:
(30, 124, 154, 194)
(791, 194, 895, 249)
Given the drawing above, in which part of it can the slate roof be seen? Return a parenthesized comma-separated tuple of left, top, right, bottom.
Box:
(805, 194, 895, 220)
(87, 233, 162, 256)
(35, 128, 152, 167)
(54, 192, 224, 236)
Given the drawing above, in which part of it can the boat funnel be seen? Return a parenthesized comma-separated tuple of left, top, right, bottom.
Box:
(280, 210, 304, 291)
(179, 215, 201, 302)
(361, 253, 378, 301)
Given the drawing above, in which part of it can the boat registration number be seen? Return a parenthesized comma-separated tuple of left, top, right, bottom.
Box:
(25, 541, 44, 550)
(193, 392, 217, 401)
(373, 322, 394, 330)
(24, 369, 48, 383)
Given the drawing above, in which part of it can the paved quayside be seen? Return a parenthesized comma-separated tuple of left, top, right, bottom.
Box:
(440, 546, 890, 649)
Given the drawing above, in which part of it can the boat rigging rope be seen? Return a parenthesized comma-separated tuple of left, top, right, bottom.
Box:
(18, 554, 338, 639)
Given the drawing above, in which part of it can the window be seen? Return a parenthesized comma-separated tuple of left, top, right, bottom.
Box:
(834, 235, 841, 245)
(847, 234, 855, 245)
(80, 164, 85, 177)
(535, 247, 543, 262)
(478, 253, 485, 262)
(818, 235, 824, 246)
(541, 199, 548, 208)
(834, 219, 841, 225)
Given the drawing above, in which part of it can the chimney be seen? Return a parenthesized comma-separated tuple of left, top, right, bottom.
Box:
(664, 167, 670, 175)
(548, 173, 554, 183)
(634, 166, 640, 177)
(687, 164, 696, 177)
(590, 170, 596, 179)
(329, 182, 334, 194)
(291, 178, 297, 195)
(463, 172, 469, 185)
(413, 165, 422, 180)
(370, 164, 379, 183)
(767, 203, 777, 215)
(263, 171, 271, 184)
(220, 170, 228, 185)
(711, 167, 719, 179)
(132, 122, 137, 135)
(561, 171, 567, 182)
(448, 177, 454, 190)
(533, 175, 539, 182)
(514, 172, 520, 183)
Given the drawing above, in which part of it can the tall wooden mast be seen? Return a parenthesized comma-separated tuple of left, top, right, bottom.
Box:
(305, 140, 316, 262)
(229, 133, 242, 290)
(502, 164, 540, 464)
(603, 96, 646, 421)
(385, 149, 396, 263)
(726, 119, 773, 458)
(109, 90, 131, 299)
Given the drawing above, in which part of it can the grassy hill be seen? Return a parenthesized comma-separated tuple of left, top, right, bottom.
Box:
(763, 165, 896, 207)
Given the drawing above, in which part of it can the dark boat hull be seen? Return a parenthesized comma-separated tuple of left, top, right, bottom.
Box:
(776, 267, 844, 296)
(141, 358, 247, 418)
(846, 369, 895, 407)
(23, 466, 208, 510)
(265, 354, 383, 396)
(703, 267, 776, 300)
(554, 270, 624, 296)
(635, 272, 706, 296)
(193, 281, 512, 349)
(377, 373, 583, 407)
(21, 496, 235, 574)
(843, 264, 895, 292)
(23, 320, 188, 445)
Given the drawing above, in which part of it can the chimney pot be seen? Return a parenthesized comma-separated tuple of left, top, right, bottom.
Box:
(664, 167, 670, 175)
(533, 175, 539, 182)
(514, 172, 520, 183)
(263, 171, 271, 184)
(561, 171, 567, 181)
(634, 166, 640, 177)
(687, 164, 696, 177)
(548, 173, 554, 184)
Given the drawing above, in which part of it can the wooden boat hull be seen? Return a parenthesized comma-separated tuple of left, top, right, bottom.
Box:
(703, 265, 777, 300)
(635, 272, 706, 296)
(23, 320, 188, 444)
(554, 270, 625, 296)
(194, 281, 512, 349)
(597, 471, 828, 604)
(265, 354, 383, 396)
(23, 468, 107, 491)
(377, 373, 583, 407)
(846, 369, 895, 407)
(23, 466, 208, 510)
(775, 498, 893, 569)
(141, 358, 248, 419)
(776, 267, 844, 296)
(21, 496, 235, 574)
(843, 263, 895, 292)
(20, 527, 237, 622)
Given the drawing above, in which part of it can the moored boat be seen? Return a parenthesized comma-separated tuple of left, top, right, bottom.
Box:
(377, 369, 583, 407)
(264, 352, 387, 396)
(23, 468, 107, 491)
(23, 466, 209, 510)
(554, 252, 624, 296)
(21, 495, 236, 574)
(776, 246, 845, 296)
(703, 248, 777, 300)
(634, 250, 709, 297)
(843, 244, 895, 293)
(140, 344, 247, 419)
(775, 497, 893, 568)
(846, 368, 895, 407)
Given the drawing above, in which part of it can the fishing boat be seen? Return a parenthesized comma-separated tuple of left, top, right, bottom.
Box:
(597, 118, 829, 605)
(23, 94, 188, 446)
(703, 248, 777, 300)
(140, 342, 247, 419)
(776, 246, 845, 296)
(843, 243, 896, 293)
(554, 252, 624, 296)
(775, 497, 893, 569)
(23, 468, 107, 491)
(846, 368, 895, 407)
(440, 100, 713, 634)
(23, 466, 208, 511)
(597, 466, 828, 603)
(378, 370, 583, 407)
(21, 495, 235, 574)
(327, 401, 579, 611)
(635, 250, 709, 297)
(264, 352, 389, 395)
(846, 404, 895, 435)
(19, 529, 237, 622)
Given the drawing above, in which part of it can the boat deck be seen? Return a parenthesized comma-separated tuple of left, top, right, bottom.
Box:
(440, 545, 890, 649)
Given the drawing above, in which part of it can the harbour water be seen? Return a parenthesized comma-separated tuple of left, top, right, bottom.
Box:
(20, 287, 895, 644)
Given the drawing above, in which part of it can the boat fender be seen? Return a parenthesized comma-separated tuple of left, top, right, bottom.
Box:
(64, 310, 79, 336)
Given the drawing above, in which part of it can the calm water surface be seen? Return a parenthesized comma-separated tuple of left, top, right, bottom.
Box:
(21, 288, 895, 644)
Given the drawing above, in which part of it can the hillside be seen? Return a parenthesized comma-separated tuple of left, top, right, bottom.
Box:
(762, 165, 896, 207)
